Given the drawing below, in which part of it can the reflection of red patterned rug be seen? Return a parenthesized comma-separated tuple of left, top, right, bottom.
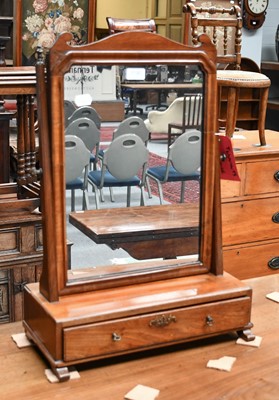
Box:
(100, 126, 115, 142)
(146, 152, 200, 204)
(100, 127, 199, 204)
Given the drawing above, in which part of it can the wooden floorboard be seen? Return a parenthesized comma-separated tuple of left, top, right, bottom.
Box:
(1, 274, 279, 399)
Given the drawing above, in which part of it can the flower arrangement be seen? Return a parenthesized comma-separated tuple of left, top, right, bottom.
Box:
(22, 0, 89, 64)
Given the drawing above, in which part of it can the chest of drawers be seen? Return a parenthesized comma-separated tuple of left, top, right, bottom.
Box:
(221, 130, 279, 279)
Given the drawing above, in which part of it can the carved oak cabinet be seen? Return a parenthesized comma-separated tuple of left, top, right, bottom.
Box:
(23, 31, 254, 381)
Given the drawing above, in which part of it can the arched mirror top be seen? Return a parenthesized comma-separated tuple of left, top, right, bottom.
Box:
(36, 31, 218, 302)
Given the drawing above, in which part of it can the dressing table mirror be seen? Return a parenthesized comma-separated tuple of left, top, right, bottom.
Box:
(23, 31, 254, 381)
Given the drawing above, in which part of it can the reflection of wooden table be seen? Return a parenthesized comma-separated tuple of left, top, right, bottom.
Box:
(3, 274, 279, 399)
(69, 203, 200, 259)
(121, 82, 202, 115)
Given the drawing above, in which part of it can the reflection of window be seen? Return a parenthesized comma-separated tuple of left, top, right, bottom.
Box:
(64, 65, 116, 102)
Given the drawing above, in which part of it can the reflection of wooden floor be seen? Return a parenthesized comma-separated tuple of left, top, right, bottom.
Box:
(69, 203, 200, 259)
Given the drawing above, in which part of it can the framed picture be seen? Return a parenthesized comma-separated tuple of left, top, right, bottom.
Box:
(13, 0, 96, 66)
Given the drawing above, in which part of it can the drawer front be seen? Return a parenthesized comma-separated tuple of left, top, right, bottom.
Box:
(222, 197, 279, 246)
(0, 228, 20, 254)
(245, 160, 279, 196)
(221, 163, 243, 199)
(0, 269, 11, 323)
(35, 225, 43, 251)
(63, 297, 251, 362)
(224, 241, 279, 280)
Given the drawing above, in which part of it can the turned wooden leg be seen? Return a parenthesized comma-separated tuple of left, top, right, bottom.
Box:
(226, 86, 239, 138)
(258, 86, 269, 146)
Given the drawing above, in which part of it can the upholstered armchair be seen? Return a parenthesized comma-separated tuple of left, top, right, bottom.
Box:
(144, 97, 185, 139)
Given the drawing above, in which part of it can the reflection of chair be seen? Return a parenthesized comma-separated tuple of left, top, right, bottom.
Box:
(88, 134, 149, 209)
(113, 116, 149, 145)
(106, 17, 156, 34)
(144, 95, 202, 141)
(146, 130, 201, 205)
(65, 117, 100, 170)
(144, 97, 185, 139)
(168, 94, 203, 146)
(183, 2, 270, 145)
(65, 135, 90, 212)
(66, 105, 102, 129)
(64, 100, 77, 124)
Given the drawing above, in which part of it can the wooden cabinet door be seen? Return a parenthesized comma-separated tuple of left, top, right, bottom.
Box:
(153, 0, 184, 42)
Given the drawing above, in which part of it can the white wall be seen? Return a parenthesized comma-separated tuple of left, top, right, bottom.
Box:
(242, 28, 263, 66)
(236, 0, 278, 66)
(261, 0, 279, 61)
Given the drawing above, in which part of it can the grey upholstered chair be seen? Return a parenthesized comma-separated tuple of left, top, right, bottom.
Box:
(65, 135, 90, 212)
(88, 133, 149, 209)
(146, 130, 201, 204)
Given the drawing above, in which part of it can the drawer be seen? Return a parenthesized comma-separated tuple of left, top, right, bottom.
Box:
(245, 160, 279, 196)
(222, 197, 279, 246)
(224, 240, 279, 280)
(221, 163, 243, 199)
(35, 225, 43, 251)
(0, 228, 20, 254)
(63, 297, 251, 362)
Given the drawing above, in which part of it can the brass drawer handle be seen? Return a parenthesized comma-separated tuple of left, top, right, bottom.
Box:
(206, 315, 214, 326)
(112, 332, 122, 341)
(149, 314, 177, 328)
(272, 212, 279, 223)
(268, 257, 279, 270)
(274, 171, 279, 182)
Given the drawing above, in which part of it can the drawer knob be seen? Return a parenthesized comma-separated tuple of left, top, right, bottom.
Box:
(272, 212, 279, 223)
(274, 171, 279, 182)
(149, 314, 176, 328)
(112, 332, 122, 342)
(206, 315, 214, 326)
(268, 257, 279, 270)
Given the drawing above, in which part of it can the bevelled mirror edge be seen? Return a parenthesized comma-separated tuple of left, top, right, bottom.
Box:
(36, 32, 218, 300)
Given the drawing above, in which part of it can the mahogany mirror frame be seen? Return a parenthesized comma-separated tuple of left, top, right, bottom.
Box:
(36, 31, 219, 302)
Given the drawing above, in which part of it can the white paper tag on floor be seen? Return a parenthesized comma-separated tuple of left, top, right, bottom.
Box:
(11, 333, 32, 348)
(207, 356, 236, 372)
(236, 335, 262, 347)
(45, 368, 80, 383)
(266, 291, 279, 303)
(124, 384, 160, 400)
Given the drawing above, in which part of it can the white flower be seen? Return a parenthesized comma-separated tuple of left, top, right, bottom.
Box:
(25, 14, 44, 33)
(73, 8, 84, 20)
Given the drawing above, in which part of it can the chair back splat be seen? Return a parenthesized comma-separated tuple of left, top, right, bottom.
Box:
(65, 117, 100, 170)
(183, 1, 270, 146)
(184, 2, 242, 70)
(66, 105, 102, 129)
(168, 94, 203, 146)
(146, 130, 201, 205)
(65, 135, 90, 212)
(88, 133, 149, 209)
(113, 116, 150, 145)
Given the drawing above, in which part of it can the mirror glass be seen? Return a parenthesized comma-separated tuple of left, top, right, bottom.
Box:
(63, 62, 204, 283)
